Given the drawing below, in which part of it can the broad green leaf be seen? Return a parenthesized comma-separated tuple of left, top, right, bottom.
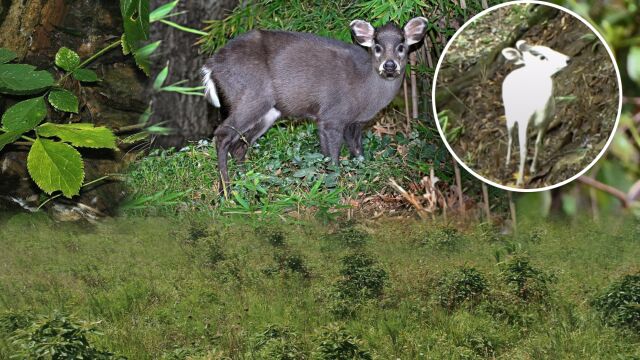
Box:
(0, 64, 54, 95)
(150, 0, 179, 22)
(0, 130, 23, 152)
(55, 47, 80, 71)
(153, 65, 169, 90)
(0, 48, 17, 63)
(48, 89, 79, 113)
(1, 97, 47, 132)
(628, 46, 640, 86)
(27, 138, 84, 197)
(134, 40, 161, 75)
(72, 68, 99, 82)
(120, 0, 150, 53)
(37, 123, 117, 149)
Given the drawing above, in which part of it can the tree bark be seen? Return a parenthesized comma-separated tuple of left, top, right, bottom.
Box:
(149, 0, 238, 149)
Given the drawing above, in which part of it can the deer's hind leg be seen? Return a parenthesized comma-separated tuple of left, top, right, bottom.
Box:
(229, 107, 281, 161)
(214, 95, 274, 186)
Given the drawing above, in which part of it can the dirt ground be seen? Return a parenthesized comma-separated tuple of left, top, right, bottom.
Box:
(435, 4, 619, 189)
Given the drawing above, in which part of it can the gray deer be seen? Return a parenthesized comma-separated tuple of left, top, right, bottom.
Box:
(201, 17, 428, 186)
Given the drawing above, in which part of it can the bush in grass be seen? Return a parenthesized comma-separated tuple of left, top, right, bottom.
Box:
(592, 272, 640, 332)
(252, 324, 307, 359)
(9, 312, 122, 359)
(203, 236, 226, 267)
(499, 255, 555, 302)
(325, 225, 371, 248)
(264, 250, 311, 278)
(435, 266, 488, 310)
(314, 323, 372, 360)
(478, 291, 536, 327)
(424, 227, 465, 250)
(0, 311, 32, 335)
(257, 225, 287, 247)
(335, 252, 387, 300)
(475, 222, 501, 243)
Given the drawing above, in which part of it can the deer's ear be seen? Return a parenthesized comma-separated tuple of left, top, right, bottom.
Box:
(502, 48, 523, 65)
(404, 17, 428, 46)
(350, 20, 375, 47)
(516, 40, 531, 52)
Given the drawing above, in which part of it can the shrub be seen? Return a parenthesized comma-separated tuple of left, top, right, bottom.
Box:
(187, 221, 209, 242)
(499, 255, 555, 302)
(592, 272, 640, 332)
(203, 236, 226, 267)
(435, 266, 488, 310)
(425, 227, 465, 250)
(335, 252, 387, 300)
(314, 324, 372, 360)
(265, 250, 311, 278)
(0, 311, 32, 334)
(252, 324, 307, 359)
(326, 225, 371, 248)
(9, 312, 122, 359)
(257, 225, 287, 247)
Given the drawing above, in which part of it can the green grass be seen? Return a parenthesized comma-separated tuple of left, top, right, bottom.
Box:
(126, 120, 455, 217)
(0, 213, 638, 359)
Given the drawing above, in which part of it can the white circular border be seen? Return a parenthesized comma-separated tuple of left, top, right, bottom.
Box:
(431, 0, 623, 193)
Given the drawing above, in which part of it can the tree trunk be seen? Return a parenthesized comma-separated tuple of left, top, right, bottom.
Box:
(149, 0, 238, 149)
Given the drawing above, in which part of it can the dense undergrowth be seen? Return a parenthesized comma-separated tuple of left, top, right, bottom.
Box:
(126, 119, 457, 217)
(1, 213, 638, 359)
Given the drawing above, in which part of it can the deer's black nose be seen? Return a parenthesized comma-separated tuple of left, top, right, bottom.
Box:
(383, 60, 396, 71)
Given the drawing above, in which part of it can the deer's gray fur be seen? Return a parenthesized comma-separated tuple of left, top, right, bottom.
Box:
(202, 18, 428, 186)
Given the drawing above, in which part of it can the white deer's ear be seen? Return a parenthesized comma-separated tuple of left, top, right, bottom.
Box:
(350, 20, 375, 47)
(404, 17, 428, 46)
(516, 40, 531, 52)
(502, 48, 523, 65)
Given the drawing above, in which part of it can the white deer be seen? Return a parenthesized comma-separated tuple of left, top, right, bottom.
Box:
(501, 40, 570, 187)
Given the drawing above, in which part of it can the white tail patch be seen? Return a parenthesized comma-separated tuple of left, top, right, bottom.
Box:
(201, 67, 220, 108)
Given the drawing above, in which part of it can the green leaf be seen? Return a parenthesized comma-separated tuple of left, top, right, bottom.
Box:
(0, 48, 17, 63)
(0, 64, 55, 95)
(628, 46, 640, 86)
(134, 40, 161, 75)
(48, 89, 79, 113)
(55, 47, 81, 71)
(120, 0, 150, 53)
(153, 65, 169, 90)
(1, 97, 47, 132)
(27, 138, 84, 197)
(150, 0, 179, 22)
(37, 123, 117, 149)
(72, 68, 99, 82)
(0, 130, 23, 152)
(121, 34, 131, 55)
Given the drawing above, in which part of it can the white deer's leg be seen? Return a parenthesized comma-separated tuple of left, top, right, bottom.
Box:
(516, 122, 528, 187)
(531, 129, 544, 173)
(506, 123, 514, 166)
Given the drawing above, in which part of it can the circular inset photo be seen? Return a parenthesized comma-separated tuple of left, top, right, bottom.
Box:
(433, 0, 621, 191)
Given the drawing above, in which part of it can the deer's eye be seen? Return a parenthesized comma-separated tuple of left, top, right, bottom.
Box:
(397, 44, 405, 54)
(539, 55, 547, 60)
(374, 45, 382, 54)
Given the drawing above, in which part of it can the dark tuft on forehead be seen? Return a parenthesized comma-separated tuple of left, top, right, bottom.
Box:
(375, 22, 404, 42)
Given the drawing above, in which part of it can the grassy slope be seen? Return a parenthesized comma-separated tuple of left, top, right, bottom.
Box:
(0, 213, 638, 359)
